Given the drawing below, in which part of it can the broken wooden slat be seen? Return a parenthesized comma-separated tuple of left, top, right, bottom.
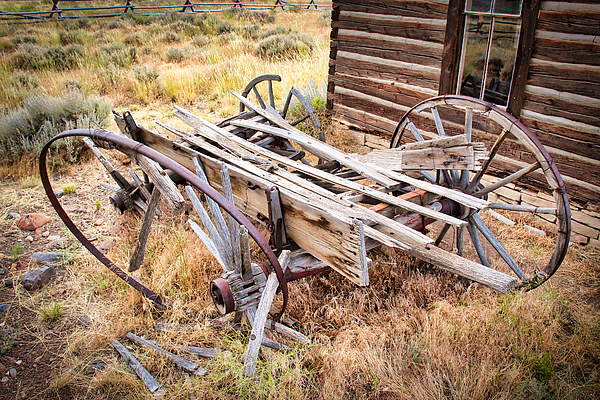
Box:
(354, 146, 484, 171)
(182, 346, 217, 358)
(134, 154, 186, 211)
(265, 319, 310, 345)
(188, 219, 228, 272)
(220, 163, 242, 272)
(111, 339, 165, 397)
(126, 332, 207, 376)
(243, 250, 290, 377)
(129, 187, 161, 272)
(231, 92, 397, 187)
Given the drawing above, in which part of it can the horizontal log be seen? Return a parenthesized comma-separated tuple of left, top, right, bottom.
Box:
(332, 103, 398, 135)
(537, 10, 600, 36)
(334, 18, 446, 44)
(336, 37, 443, 67)
(532, 37, 600, 68)
(334, 70, 437, 99)
(521, 93, 600, 129)
(334, 51, 440, 90)
(337, 0, 449, 20)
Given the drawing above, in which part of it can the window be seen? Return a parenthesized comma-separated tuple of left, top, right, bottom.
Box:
(457, 0, 523, 106)
(439, 0, 540, 116)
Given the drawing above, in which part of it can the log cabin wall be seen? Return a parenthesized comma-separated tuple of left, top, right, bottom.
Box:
(327, 0, 600, 246)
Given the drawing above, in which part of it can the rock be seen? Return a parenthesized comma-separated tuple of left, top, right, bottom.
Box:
(0, 362, 6, 373)
(9, 368, 16, 378)
(24, 236, 33, 243)
(41, 231, 50, 237)
(0, 268, 5, 275)
(93, 218, 104, 226)
(49, 288, 65, 296)
(45, 240, 67, 251)
(17, 214, 52, 231)
(0, 304, 8, 318)
(86, 360, 107, 375)
(97, 241, 115, 254)
(122, 158, 131, 165)
(1, 376, 7, 384)
(35, 228, 44, 236)
(75, 315, 92, 327)
(4, 279, 14, 288)
(22, 266, 55, 291)
(6, 212, 20, 220)
(31, 252, 66, 265)
(47, 235, 61, 241)
(54, 191, 64, 199)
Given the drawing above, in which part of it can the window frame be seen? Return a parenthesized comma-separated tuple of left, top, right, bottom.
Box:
(439, 0, 541, 117)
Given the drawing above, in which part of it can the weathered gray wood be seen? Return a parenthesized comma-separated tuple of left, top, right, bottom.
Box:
(83, 137, 118, 176)
(129, 187, 161, 272)
(186, 186, 233, 270)
(245, 307, 291, 352)
(489, 203, 556, 215)
(129, 169, 152, 202)
(239, 225, 252, 280)
(487, 209, 516, 226)
(221, 163, 242, 272)
(232, 92, 398, 187)
(466, 219, 489, 268)
(471, 213, 526, 281)
(182, 346, 217, 358)
(111, 339, 165, 397)
(135, 154, 185, 211)
(188, 219, 228, 272)
(126, 332, 207, 376)
(192, 157, 233, 261)
(98, 181, 120, 192)
(475, 162, 541, 196)
(243, 250, 290, 377)
(265, 319, 310, 345)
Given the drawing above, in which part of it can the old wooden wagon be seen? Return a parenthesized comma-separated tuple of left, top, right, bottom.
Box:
(40, 75, 570, 378)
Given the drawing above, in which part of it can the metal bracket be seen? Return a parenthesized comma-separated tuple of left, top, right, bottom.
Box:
(265, 186, 287, 255)
(123, 111, 144, 145)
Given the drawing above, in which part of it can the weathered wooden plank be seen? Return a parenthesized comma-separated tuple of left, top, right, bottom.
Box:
(333, 103, 399, 135)
(338, 0, 449, 20)
(138, 125, 370, 286)
(537, 10, 600, 36)
(334, 18, 446, 44)
(522, 92, 600, 128)
(128, 187, 161, 272)
(532, 38, 600, 68)
(126, 332, 207, 376)
(243, 251, 290, 377)
(336, 37, 443, 67)
(111, 339, 165, 397)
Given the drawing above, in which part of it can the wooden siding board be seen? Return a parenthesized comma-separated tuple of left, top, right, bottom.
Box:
(336, 39, 442, 68)
(333, 104, 398, 135)
(526, 63, 600, 99)
(334, 16, 446, 43)
(334, 55, 440, 91)
(338, 0, 449, 19)
(532, 38, 600, 67)
(537, 10, 600, 36)
(522, 92, 600, 129)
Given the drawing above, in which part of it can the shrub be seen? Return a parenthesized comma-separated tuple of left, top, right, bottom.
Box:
(166, 46, 186, 63)
(237, 24, 260, 40)
(195, 14, 231, 36)
(168, 20, 200, 37)
(261, 25, 293, 39)
(256, 32, 314, 60)
(11, 70, 40, 90)
(226, 9, 275, 24)
(192, 34, 208, 47)
(101, 43, 137, 68)
(14, 43, 85, 71)
(133, 65, 159, 84)
(40, 303, 63, 323)
(58, 29, 87, 45)
(124, 31, 145, 46)
(0, 90, 111, 162)
(159, 31, 182, 43)
(318, 10, 332, 26)
(11, 30, 39, 45)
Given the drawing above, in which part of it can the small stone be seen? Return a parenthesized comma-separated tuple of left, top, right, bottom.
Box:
(94, 219, 104, 226)
(75, 315, 92, 327)
(54, 191, 64, 199)
(49, 288, 65, 296)
(1, 376, 8, 384)
(0, 362, 6, 373)
(35, 228, 44, 236)
(42, 231, 50, 237)
(34, 203, 43, 209)
(4, 280, 14, 288)
(97, 241, 115, 254)
(31, 252, 65, 265)
(9, 368, 16, 378)
(10, 263, 17, 270)
(86, 360, 107, 375)
(17, 213, 52, 231)
(6, 212, 20, 220)
(0, 304, 8, 318)
(22, 265, 56, 291)
(122, 158, 131, 165)
(0, 269, 5, 275)
(47, 235, 61, 242)
(24, 236, 33, 243)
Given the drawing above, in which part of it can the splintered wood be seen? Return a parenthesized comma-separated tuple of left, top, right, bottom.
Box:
(125, 93, 523, 293)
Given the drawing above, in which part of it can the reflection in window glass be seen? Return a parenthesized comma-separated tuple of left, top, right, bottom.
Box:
(465, 0, 492, 13)
(459, 0, 522, 106)
(494, 0, 521, 15)
(459, 15, 491, 100)
(484, 17, 520, 105)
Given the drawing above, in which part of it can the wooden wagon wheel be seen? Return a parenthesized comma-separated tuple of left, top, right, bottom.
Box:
(390, 95, 571, 289)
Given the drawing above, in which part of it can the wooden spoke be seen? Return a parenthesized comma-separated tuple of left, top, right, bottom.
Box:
(466, 129, 510, 193)
(268, 80, 275, 109)
(129, 187, 161, 273)
(488, 203, 556, 215)
(456, 225, 464, 256)
(475, 162, 541, 196)
(252, 86, 267, 109)
(459, 108, 473, 188)
(471, 213, 526, 280)
(466, 218, 489, 268)
(435, 223, 452, 246)
(221, 162, 242, 270)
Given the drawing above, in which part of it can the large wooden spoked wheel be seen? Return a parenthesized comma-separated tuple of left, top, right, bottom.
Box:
(390, 95, 571, 289)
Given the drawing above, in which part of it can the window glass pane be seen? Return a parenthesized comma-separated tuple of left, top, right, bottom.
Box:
(493, 0, 522, 15)
(459, 15, 492, 100)
(465, 0, 492, 13)
(484, 17, 520, 106)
